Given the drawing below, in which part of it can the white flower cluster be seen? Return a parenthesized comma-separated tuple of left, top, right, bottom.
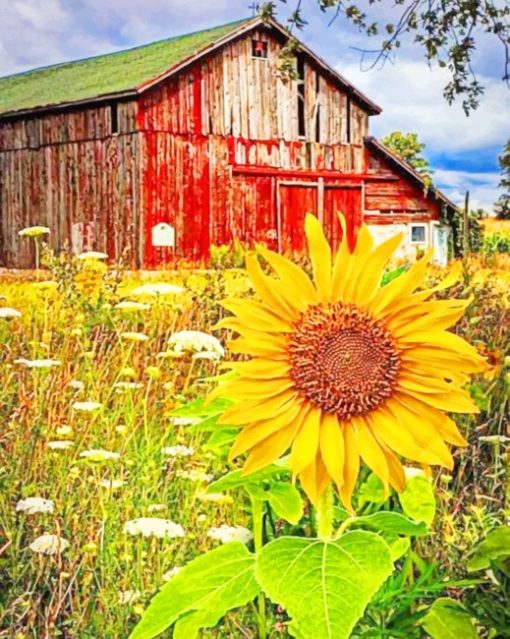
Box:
(0, 307, 22, 319)
(207, 525, 253, 545)
(167, 331, 224, 360)
(16, 497, 55, 515)
(123, 518, 185, 539)
(79, 449, 120, 462)
(29, 534, 69, 555)
(14, 358, 61, 369)
(161, 445, 194, 458)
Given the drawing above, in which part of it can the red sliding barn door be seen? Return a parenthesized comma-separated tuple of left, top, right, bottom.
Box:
(323, 185, 363, 252)
(232, 176, 278, 250)
(278, 182, 318, 253)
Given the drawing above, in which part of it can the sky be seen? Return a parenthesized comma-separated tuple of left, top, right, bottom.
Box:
(0, 0, 508, 212)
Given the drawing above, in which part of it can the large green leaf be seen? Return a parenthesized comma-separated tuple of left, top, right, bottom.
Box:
(467, 525, 510, 572)
(353, 512, 428, 537)
(399, 476, 436, 525)
(255, 532, 394, 639)
(421, 597, 477, 639)
(129, 543, 259, 639)
(207, 460, 289, 493)
(267, 482, 304, 525)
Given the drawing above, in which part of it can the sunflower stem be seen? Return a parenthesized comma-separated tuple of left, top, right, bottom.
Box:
(251, 496, 267, 639)
(317, 484, 334, 541)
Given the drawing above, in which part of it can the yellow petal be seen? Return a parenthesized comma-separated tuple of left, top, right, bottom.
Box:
(290, 406, 321, 476)
(228, 336, 288, 359)
(226, 359, 291, 380)
(319, 414, 345, 491)
(219, 298, 294, 332)
(229, 399, 304, 459)
(398, 388, 479, 414)
(304, 213, 332, 300)
(218, 389, 299, 426)
(353, 417, 390, 496)
(219, 376, 295, 401)
(256, 244, 319, 304)
(245, 254, 298, 321)
(331, 213, 351, 300)
(242, 422, 301, 475)
(339, 423, 360, 512)
(350, 232, 403, 303)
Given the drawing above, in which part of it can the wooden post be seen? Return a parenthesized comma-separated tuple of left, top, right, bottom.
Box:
(463, 190, 470, 256)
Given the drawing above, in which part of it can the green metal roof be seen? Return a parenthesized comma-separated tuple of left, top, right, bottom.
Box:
(0, 19, 251, 117)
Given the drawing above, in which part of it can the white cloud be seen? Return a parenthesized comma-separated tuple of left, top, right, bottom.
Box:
(434, 169, 501, 213)
(337, 59, 510, 154)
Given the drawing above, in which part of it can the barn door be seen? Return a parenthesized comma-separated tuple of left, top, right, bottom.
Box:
(277, 182, 319, 253)
(232, 176, 277, 249)
(323, 185, 363, 251)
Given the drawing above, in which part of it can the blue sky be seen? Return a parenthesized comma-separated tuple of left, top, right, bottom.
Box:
(1, 0, 508, 211)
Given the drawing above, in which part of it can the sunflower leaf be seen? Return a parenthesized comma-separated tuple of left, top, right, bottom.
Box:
(267, 481, 304, 525)
(255, 532, 394, 639)
(207, 460, 290, 493)
(398, 476, 436, 525)
(352, 512, 429, 537)
(467, 525, 510, 572)
(421, 597, 477, 639)
(128, 543, 259, 639)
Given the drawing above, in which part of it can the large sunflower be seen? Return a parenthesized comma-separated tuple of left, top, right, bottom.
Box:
(212, 215, 487, 510)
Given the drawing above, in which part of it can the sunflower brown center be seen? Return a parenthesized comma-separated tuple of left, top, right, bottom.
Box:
(288, 303, 400, 420)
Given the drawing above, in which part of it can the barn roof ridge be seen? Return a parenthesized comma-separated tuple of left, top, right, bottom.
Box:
(0, 16, 381, 119)
(364, 136, 458, 214)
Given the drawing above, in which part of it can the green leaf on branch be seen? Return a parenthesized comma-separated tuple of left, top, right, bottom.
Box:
(267, 481, 304, 525)
(358, 473, 387, 505)
(255, 532, 394, 639)
(467, 525, 510, 573)
(387, 536, 411, 561)
(422, 597, 477, 639)
(353, 511, 428, 537)
(399, 476, 436, 525)
(128, 543, 259, 639)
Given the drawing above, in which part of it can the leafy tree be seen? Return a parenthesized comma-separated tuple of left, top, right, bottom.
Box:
(258, 1, 510, 114)
(381, 131, 433, 182)
(495, 140, 510, 219)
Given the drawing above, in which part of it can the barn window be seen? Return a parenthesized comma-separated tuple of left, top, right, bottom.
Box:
(410, 224, 427, 243)
(110, 102, 119, 135)
(252, 39, 268, 59)
(297, 53, 306, 139)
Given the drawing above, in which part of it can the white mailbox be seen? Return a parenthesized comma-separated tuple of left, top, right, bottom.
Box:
(152, 223, 175, 248)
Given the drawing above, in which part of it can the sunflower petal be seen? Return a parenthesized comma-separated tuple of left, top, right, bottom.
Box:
(353, 417, 390, 496)
(242, 422, 301, 475)
(339, 423, 360, 512)
(305, 214, 332, 300)
(290, 406, 321, 476)
(319, 414, 345, 491)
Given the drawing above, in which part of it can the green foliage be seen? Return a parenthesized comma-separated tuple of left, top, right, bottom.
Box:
(381, 131, 433, 183)
(467, 525, 510, 573)
(352, 512, 428, 538)
(495, 140, 510, 219)
(398, 476, 436, 525)
(265, 481, 304, 525)
(129, 543, 259, 639)
(422, 597, 477, 639)
(256, 533, 394, 639)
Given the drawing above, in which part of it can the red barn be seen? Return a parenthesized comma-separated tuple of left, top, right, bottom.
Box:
(0, 17, 456, 268)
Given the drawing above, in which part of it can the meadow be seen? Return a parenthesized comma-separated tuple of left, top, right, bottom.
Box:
(0, 227, 509, 639)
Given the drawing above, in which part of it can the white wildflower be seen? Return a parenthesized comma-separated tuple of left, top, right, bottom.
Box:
(29, 534, 69, 555)
(72, 401, 102, 412)
(176, 469, 213, 483)
(118, 589, 141, 605)
(130, 283, 184, 297)
(0, 307, 22, 319)
(161, 445, 194, 458)
(207, 525, 253, 545)
(99, 479, 125, 490)
(47, 440, 74, 450)
(115, 301, 151, 312)
(196, 492, 233, 505)
(68, 380, 85, 391)
(162, 566, 182, 582)
(16, 497, 55, 515)
(167, 330, 224, 358)
(147, 504, 166, 513)
(18, 226, 50, 238)
(113, 381, 144, 391)
(170, 417, 201, 427)
(15, 358, 61, 369)
(192, 351, 222, 361)
(77, 251, 108, 260)
(55, 425, 73, 437)
(79, 449, 120, 462)
(123, 518, 185, 539)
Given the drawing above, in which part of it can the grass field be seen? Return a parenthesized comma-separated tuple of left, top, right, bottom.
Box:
(0, 245, 508, 638)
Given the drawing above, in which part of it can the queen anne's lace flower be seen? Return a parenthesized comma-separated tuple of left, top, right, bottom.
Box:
(167, 331, 224, 359)
(115, 301, 151, 312)
(77, 251, 108, 260)
(29, 534, 69, 555)
(0, 307, 22, 319)
(47, 440, 74, 450)
(72, 401, 102, 412)
(123, 518, 185, 539)
(79, 449, 120, 462)
(120, 332, 149, 343)
(176, 469, 212, 483)
(16, 497, 55, 515)
(207, 525, 253, 545)
(131, 283, 184, 297)
(161, 445, 194, 458)
(18, 226, 50, 237)
(15, 358, 61, 369)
